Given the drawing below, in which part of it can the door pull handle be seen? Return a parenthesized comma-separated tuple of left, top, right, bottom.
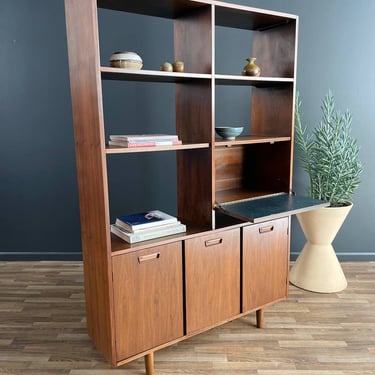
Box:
(205, 238, 223, 247)
(259, 225, 274, 234)
(138, 252, 161, 264)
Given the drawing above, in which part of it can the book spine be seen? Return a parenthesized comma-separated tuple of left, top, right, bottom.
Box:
(134, 224, 186, 242)
(109, 140, 155, 147)
(110, 135, 179, 142)
(109, 140, 182, 148)
(111, 225, 133, 243)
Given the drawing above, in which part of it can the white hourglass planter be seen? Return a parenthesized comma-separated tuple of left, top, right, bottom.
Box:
(290, 203, 353, 293)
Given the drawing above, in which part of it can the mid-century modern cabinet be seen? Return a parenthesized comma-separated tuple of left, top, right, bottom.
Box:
(64, 1, 327, 374)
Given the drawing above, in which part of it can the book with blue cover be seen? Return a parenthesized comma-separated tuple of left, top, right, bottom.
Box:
(115, 210, 178, 232)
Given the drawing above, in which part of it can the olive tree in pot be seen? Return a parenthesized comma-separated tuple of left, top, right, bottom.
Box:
(290, 91, 363, 293)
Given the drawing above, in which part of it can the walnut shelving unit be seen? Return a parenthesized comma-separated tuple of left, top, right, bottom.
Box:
(64, 1, 327, 374)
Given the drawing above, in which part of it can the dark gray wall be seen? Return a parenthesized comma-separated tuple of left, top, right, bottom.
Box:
(247, 0, 375, 260)
(0, 0, 81, 259)
(1, 0, 374, 260)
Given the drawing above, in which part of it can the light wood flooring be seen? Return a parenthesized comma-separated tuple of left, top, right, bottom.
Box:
(0, 261, 374, 375)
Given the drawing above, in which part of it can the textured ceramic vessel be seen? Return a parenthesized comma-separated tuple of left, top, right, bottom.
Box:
(109, 51, 143, 69)
(242, 57, 261, 76)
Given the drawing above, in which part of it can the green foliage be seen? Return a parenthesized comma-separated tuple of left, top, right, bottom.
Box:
(294, 91, 363, 207)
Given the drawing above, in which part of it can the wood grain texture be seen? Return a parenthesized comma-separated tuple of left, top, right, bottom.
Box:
(215, 142, 292, 201)
(175, 5, 214, 227)
(64, 0, 115, 365)
(0, 261, 374, 374)
(251, 20, 298, 192)
(242, 218, 289, 312)
(185, 229, 241, 333)
(112, 243, 184, 359)
(252, 20, 297, 78)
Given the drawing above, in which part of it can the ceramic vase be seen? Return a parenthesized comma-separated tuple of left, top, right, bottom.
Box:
(242, 57, 261, 76)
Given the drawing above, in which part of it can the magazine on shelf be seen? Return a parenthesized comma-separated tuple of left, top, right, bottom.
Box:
(108, 139, 182, 148)
(110, 134, 180, 142)
(115, 210, 178, 232)
(111, 222, 186, 244)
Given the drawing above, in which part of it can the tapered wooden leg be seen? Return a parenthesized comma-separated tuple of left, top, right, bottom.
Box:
(256, 309, 265, 328)
(144, 352, 154, 375)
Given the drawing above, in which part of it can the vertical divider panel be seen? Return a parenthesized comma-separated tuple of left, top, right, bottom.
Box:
(175, 5, 214, 227)
(64, 0, 115, 365)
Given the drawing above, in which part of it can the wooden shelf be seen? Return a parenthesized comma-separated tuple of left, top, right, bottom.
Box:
(101, 67, 212, 83)
(101, 72, 293, 87)
(215, 135, 290, 147)
(111, 232, 187, 255)
(106, 142, 210, 154)
(97, 0, 211, 19)
(111, 222, 212, 256)
(215, 1, 297, 30)
(97, 0, 296, 29)
(215, 75, 293, 87)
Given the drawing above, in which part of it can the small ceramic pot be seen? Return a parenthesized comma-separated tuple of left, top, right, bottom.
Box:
(173, 61, 184, 72)
(160, 62, 173, 72)
(242, 57, 260, 76)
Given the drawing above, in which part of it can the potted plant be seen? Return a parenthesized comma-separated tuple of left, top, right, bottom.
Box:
(290, 91, 363, 293)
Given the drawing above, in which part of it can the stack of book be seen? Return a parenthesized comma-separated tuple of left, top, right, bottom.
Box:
(108, 134, 182, 148)
(111, 210, 186, 244)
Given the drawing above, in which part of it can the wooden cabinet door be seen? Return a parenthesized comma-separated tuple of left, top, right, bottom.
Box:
(242, 217, 289, 313)
(185, 228, 240, 334)
(112, 242, 183, 360)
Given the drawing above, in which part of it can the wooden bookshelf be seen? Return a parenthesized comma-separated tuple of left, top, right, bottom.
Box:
(64, 1, 325, 374)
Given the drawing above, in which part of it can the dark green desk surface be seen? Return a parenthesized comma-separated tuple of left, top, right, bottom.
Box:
(216, 193, 329, 223)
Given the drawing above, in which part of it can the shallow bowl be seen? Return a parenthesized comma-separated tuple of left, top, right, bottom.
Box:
(215, 126, 244, 140)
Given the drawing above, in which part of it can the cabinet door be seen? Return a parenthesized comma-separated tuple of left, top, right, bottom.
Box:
(185, 229, 240, 334)
(112, 242, 183, 360)
(242, 218, 289, 313)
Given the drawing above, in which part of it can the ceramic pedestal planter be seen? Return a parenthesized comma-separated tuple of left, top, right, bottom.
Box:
(290, 203, 352, 293)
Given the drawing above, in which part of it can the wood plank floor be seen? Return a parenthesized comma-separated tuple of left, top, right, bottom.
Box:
(0, 261, 374, 375)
